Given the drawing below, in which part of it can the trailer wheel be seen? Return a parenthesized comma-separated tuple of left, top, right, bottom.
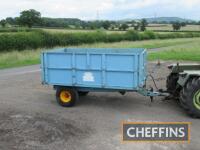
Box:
(78, 91, 89, 96)
(180, 77, 200, 118)
(56, 87, 78, 107)
(166, 73, 179, 95)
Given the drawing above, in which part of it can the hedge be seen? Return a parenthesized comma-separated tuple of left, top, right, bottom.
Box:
(1, 30, 200, 51)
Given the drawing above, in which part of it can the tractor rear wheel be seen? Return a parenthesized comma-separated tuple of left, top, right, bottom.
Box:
(180, 89, 189, 110)
(166, 73, 179, 96)
(180, 77, 200, 118)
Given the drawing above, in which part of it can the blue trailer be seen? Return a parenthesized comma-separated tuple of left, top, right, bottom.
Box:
(41, 48, 166, 107)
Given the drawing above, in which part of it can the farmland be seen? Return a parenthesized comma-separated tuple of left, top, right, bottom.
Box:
(147, 24, 200, 31)
(0, 37, 200, 69)
(42, 24, 200, 33)
(0, 24, 200, 69)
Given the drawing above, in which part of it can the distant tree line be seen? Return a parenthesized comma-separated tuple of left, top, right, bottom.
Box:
(0, 9, 200, 31)
(0, 9, 150, 31)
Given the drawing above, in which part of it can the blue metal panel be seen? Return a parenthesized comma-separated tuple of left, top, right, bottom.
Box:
(48, 69, 72, 85)
(48, 53, 72, 68)
(75, 54, 86, 69)
(106, 72, 134, 88)
(90, 54, 102, 70)
(106, 54, 135, 71)
(41, 48, 147, 91)
(76, 70, 102, 86)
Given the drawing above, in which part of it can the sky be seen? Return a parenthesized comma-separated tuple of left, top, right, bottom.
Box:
(0, 0, 200, 20)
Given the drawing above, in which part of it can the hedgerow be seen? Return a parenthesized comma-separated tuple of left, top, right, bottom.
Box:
(0, 29, 200, 51)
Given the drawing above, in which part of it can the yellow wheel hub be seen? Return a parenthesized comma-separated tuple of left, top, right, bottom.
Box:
(60, 91, 72, 103)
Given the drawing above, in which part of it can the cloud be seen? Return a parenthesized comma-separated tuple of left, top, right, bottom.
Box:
(0, 0, 199, 20)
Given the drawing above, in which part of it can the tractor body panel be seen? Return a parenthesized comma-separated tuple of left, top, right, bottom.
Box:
(168, 64, 200, 87)
(167, 63, 200, 117)
(168, 64, 200, 74)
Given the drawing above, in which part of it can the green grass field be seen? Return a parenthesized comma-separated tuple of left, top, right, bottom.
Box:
(42, 24, 200, 33)
(147, 24, 200, 31)
(76, 38, 200, 49)
(0, 37, 200, 69)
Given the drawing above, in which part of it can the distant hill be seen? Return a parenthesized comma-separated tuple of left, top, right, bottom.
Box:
(144, 17, 194, 23)
(120, 17, 194, 23)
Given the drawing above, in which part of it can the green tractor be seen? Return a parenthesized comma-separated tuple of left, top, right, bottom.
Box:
(167, 63, 200, 118)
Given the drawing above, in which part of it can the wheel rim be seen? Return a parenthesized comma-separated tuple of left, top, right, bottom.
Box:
(193, 90, 200, 110)
(60, 91, 71, 103)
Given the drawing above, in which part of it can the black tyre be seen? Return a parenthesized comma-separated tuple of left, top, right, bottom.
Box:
(179, 78, 193, 110)
(166, 73, 179, 95)
(56, 87, 78, 107)
(78, 91, 89, 96)
(180, 77, 200, 118)
(179, 89, 189, 110)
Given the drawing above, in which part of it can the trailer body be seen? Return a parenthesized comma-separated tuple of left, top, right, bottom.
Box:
(41, 48, 147, 91)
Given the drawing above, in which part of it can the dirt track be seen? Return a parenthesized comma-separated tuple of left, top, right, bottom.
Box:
(0, 61, 199, 150)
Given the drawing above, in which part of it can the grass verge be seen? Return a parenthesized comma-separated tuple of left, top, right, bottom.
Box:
(148, 41, 200, 61)
(0, 50, 40, 69)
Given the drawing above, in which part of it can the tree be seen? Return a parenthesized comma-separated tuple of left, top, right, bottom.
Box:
(88, 21, 98, 29)
(140, 19, 148, 31)
(81, 22, 88, 29)
(134, 22, 140, 31)
(120, 23, 129, 30)
(6, 17, 16, 25)
(111, 25, 115, 30)
(0, 19, 7, 27)
(102, 21, 111, 30)
(172, 22, 181, 31)
(18, 9, 41, 28)
(181, 22, 187, 27)
(115, 23, 120, 30)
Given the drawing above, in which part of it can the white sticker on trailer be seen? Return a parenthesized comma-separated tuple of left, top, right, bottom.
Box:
(83, 72, 94, 82)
